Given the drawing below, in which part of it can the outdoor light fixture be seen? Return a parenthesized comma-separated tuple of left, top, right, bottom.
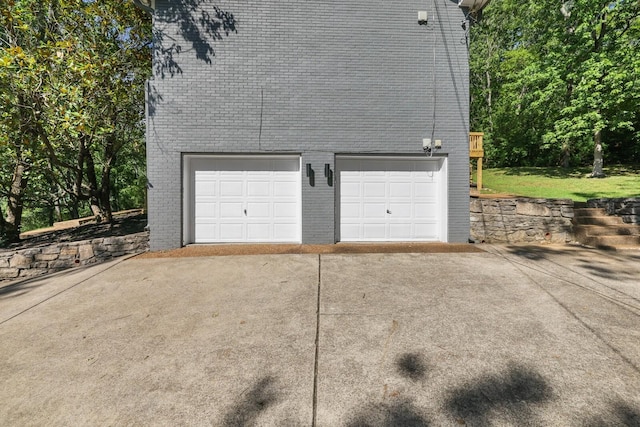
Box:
(324, 163, 334, 187)
(418, 11, 428, 25)
(306, 163, 315, 186)
(423, 138, 442, 157)
(423, 138, 433, 156)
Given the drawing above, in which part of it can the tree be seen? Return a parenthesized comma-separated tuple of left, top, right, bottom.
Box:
(0, 0, 151, 243)
(470, 0, 640, 169)
(546, 0, 640, 176)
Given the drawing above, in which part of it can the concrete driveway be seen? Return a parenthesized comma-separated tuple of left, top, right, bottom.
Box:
(1, 245, 640, 425)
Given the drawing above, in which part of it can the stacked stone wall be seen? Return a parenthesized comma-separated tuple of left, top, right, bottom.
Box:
(470, 198, 574, 244)
(0, 232, 149, 282)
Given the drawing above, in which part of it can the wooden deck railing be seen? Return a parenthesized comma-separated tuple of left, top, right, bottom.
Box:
(469, 132, 484, 190)
(470, 132, 484, 158)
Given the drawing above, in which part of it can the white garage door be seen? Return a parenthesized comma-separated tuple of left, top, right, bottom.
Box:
(337, 157, 447, 242)
(184, 155, 301, 244)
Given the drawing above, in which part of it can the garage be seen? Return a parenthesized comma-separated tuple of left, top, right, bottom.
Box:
(183, 155, 301, 244)
(336, 156, 447, 242)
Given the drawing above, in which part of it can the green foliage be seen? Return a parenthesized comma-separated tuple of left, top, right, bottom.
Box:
(470, 0, 640, 167)
(0, 0, 151, 234)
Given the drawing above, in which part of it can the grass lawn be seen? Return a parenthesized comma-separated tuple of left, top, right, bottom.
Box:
(473, 165, 640, 202)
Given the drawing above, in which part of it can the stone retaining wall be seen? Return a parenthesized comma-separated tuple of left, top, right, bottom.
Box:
(470, 198, 574, 243)
(0, 232, 149, 282)
(587, 198, 640, 224)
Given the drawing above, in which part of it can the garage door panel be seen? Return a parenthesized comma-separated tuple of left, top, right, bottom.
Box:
(194, 172, 218, 197)
(247, 180, 270, 197)
(414, 181, 437, 196)
(364, 203, 386, 218)
(363, 223, 386, 239)
(389, 182, 412, 198)
(341, 182, 360, 197)
(355, 170, 387, 179)
(247, 223, 270, 240)
(341, 203, 360, 219)
(274, 181, 297, 197)
(219, 203, 243, 219)
(219, 223, 243, 240)
(220, 180, 244, 197)
(196, 224, 218, 241)
(338, 157, 446, 242)
(414, 202, 437, 219)
(189, 156, 301, 243)
(414, 223, 438, 239)
(274, 223, 299, 240)
(341, 224, 359, 240)
(247, 202, 270, 218)
(388, 203, 412, 218)
(274, 202, 298, 218)
(389, 223, 411, 239)
(364, 182, 386, 197)
(195, 202, 217, 218)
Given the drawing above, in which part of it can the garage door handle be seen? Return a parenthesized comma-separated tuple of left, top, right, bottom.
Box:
(386, 209, 391, 214)
(244, 209, 247, 216)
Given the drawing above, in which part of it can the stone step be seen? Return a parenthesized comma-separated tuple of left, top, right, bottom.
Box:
(573, 208, 607, 217)
(572, 215, 625, 226)
(574, 224, 640, 237)
(580, 234, 640, 248)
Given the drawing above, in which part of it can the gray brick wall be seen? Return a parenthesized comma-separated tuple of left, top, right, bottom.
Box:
(147, 0, 471, 250)
(302, 152, 335, 244)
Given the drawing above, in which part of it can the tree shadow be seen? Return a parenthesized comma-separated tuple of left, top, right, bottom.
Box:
(396, 352, 429, 382)
(222, 376, 279, 427)
(346, 400, 430, 427)
(498, 166, 640, 179)
(577, 262, 626, 280)
(499, 167, 589, 179)
(583, 401, 640, 426)
(503, 245, 552, 261)
(153, 0, 238, 78)
(0, 279, 45, 300)
(444, 363, 554, 426)
(149, 0, 238, 116)
(345, 351, 431, 426)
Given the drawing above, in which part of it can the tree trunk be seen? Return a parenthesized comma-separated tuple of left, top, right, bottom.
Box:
(486, 70, 494, 132)
(4, 161, 30, 242)
(591, 129, 605, 178)
(83, 148, 104, 222)
(99, 137, 118, 224)
(0, 204, 6, 243)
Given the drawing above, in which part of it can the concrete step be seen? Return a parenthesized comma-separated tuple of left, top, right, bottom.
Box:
(574, 224, 640, 237)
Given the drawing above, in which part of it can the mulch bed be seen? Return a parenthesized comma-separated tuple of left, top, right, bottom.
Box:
(137, 242, 484, 258)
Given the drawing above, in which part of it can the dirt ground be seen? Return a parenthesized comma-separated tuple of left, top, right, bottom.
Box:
(1, 213, 147, 253)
